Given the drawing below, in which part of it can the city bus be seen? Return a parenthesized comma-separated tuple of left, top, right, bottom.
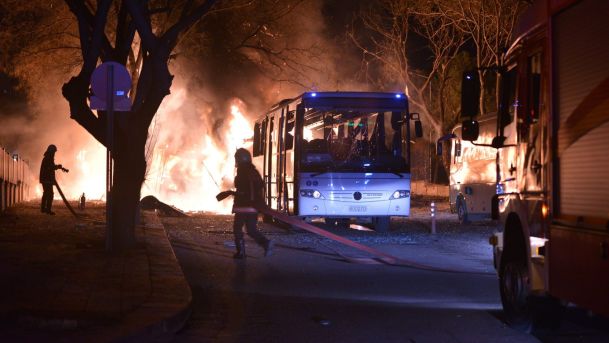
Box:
(445, 113, 498, 224)
(459, 0, 609, 327)
(251, 92, 422, 232)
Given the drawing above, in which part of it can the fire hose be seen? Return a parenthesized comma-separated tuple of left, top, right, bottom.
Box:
(256, 206, 494, 274)
(217, 191, 491, 275)
(54, 180, 80, 218)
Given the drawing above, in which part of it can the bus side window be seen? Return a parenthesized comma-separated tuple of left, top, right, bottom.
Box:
(261, 119, 268, 156)
(286, 120, 294, 150)
(253, 122, 262, 157)
(453, 140, 462, 164)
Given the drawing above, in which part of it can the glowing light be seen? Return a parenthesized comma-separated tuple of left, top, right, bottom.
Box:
(541, 203, 549, 219)
(311, 92, 317, 97)
(303, 127, 313, 141)
(395, 94, 402, 98)
(141, 92, 255, 213)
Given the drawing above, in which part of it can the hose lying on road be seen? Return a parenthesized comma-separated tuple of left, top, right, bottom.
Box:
(257, 206, 494, 275)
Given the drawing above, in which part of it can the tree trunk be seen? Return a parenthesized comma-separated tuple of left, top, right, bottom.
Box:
(109, 132, 147, 251)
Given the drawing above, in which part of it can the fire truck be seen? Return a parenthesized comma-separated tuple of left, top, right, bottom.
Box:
(459, 0, 609, 326)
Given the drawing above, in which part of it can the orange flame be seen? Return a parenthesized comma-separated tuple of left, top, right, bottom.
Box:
(142, 94, 254, 213)
(61, 88, 254, 213)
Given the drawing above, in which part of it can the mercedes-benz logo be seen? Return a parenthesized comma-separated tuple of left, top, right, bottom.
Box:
(353, 191, 362, 200)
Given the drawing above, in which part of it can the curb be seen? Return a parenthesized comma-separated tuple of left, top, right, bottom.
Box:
(114, 211, 192, 342)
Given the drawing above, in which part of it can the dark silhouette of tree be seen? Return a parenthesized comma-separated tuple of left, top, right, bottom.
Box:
(59, 0, 219, 250)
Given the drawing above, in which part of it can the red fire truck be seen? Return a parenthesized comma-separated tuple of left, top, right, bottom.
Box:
(460, 0, 609, 327)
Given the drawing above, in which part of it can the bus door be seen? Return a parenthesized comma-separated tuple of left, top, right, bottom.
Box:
(275, 106, 294, 213)
(276, 109, 285, 211)
(283, 110, 296, 213)
(264, 116, 274, 209)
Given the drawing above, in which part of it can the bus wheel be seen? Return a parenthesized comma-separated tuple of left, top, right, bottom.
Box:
(499, 258, 532, 331)
(457, 199, 469, 224)
(372, 217, 390, 233)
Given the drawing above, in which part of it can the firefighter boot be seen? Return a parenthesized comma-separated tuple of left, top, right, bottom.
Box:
(264, 239, 275, 257)
(233, 239, 246, 259)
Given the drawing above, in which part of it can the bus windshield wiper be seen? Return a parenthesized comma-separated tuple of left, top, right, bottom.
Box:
(310, 171, 328, 177)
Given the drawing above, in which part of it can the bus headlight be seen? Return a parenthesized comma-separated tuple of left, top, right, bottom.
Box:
(300, 189, 324, 199)
(391, 190, 410, 199)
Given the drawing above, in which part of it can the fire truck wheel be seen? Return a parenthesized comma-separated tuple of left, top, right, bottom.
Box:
(372, 217, 390, 233)
(499, 258, 533, 331)
(457, 198, 469, 224)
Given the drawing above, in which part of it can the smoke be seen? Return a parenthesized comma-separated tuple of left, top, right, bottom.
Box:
(0, 72, 107, 200)
(0, 0, 372, 211)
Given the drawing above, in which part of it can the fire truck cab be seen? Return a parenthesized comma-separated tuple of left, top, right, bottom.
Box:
(461, 0, 609, 327)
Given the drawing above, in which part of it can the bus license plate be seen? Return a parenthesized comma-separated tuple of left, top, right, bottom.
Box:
(349, 205, 367, 212)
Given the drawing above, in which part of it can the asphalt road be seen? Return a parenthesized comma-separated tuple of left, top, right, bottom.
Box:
(161, 200, 609, 343)
(162, 209, 539, 343)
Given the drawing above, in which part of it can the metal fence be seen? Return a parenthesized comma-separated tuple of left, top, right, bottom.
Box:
(1, 146, 35, 212)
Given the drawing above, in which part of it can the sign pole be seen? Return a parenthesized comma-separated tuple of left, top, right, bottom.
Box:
(89, 61, 131, 252)
(106, 64, 114, 252)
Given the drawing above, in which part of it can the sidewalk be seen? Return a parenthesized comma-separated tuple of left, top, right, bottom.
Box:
(0, 201, 191, 342)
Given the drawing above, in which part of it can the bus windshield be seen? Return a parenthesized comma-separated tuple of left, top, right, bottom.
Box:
(300, 111, 409, 173)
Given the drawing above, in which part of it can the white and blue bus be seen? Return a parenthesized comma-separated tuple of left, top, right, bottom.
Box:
(252, 92, 422, 232)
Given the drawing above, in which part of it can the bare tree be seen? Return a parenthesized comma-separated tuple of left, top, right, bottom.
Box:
(349, 0, 467, 138)
(59, 0, 220, 250)
(438, 0, 528, 114)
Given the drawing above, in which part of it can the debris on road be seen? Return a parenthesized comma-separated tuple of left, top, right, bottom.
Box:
(141, 195, 189, 217)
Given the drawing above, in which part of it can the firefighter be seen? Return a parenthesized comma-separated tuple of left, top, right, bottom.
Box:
(39, 144, 68, 215)
(229, 148, 274, 259)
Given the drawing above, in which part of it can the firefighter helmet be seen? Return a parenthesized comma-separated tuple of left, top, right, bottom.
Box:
(46, 144, 57, 153)
(234, 148, 252, 165)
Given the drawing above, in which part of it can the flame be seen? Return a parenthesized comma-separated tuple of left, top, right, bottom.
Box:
(142, 93, 254, 213)
(57, 87, 255, 214)
(53, 142, 107, 201)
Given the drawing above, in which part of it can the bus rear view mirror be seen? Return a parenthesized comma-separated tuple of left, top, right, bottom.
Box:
(491, 136, 506, 149)
(435, 133, 456, 156)
(462, 119, 479, 141)
(414, 120, 423, 138)
(410, 112, 423, 138)
(461, 70, 480, 117)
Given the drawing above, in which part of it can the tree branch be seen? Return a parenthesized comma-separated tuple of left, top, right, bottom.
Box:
(124, 0, 158, 53)
(162, 0, 217, 50)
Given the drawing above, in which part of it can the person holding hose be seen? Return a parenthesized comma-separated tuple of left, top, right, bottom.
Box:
(217, 148, 274, 259)
(39, 144, 68, 215)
